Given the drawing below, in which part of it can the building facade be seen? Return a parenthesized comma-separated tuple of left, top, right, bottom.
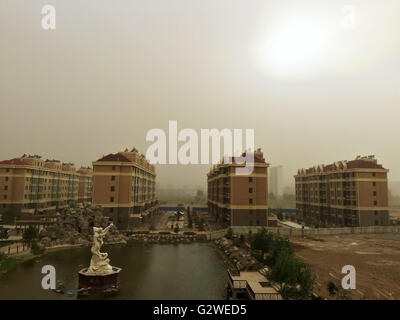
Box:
(269, 165, 283, 198)
(0, 155, 80, 215)
(207, 149, 274, 227)
(77, 167, 93, 204)
(92, 150, 158, 230)
(295, 156, 389, 227)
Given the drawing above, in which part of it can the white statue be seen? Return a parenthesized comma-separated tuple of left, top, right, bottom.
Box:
(87, 223, 114, 274)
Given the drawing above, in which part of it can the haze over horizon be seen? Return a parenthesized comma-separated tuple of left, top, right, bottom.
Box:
(1, 0, 399, 189)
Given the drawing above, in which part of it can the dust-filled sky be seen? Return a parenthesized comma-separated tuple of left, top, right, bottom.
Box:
(0, 0, 399, 189)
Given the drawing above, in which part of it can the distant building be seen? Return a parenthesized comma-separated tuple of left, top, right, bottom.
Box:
(77, 167, 93, 204)
(269, 166, 283, 197)
(295, 156, 389, 227)
(207, 149, 276, 227)
(92, 150, 158, 230)
(0, 155, 82, 215)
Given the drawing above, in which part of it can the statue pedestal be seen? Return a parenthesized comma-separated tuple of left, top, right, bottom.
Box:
(78, 267, 122, 290)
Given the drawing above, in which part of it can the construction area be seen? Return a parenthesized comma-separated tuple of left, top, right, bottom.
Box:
(291, 233, 400, 300)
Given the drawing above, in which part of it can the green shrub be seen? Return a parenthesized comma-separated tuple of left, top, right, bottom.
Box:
(0, 226, 9, 240)
(226, 228, 233, 240)
(232, 238, 242, 247)
(0, 257, 17, 275)
(173, 224, 180, 234)
(31, 241, 45, 255)
(23, 226, 38, 243)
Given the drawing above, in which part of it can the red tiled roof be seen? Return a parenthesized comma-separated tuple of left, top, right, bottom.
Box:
(97, 153, 131, 162)
(347, 160, 384, 169)
(0, 158, 25, 165)
(323, 164, 335, 172)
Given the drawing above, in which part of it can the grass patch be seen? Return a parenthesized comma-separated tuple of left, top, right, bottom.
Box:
(0, 240, 16, 248)
(0, 257, 17, 276)
(304, 236, 326, 242)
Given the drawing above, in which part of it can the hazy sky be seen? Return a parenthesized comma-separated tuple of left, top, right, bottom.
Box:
(1, 0, 399, 189)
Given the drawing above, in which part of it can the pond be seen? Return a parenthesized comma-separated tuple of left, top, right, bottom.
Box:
(0, 242, 227, 300)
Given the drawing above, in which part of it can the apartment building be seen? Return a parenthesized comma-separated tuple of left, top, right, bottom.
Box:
(92, 149, 158, 230)
(77, 167, 93, 204)
(295, 156, 389, 227)
(0, 155, 80, 215)
(207, 149, 275, 227)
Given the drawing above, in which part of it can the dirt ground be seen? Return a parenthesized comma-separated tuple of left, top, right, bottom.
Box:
(291, 233, 400, 300)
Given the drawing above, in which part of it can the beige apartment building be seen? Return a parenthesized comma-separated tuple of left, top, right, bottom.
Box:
(0, 155, 83, 215)
(207, 149, 276, 227)
(295, 156, 389, 227)
(77, 167, 93, 204)
(92, 149, 158, 230)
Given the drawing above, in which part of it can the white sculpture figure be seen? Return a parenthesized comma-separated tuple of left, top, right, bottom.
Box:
(87, 223, 114, 274)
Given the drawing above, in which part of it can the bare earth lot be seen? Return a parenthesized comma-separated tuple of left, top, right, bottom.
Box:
(291, 234, 400, 300)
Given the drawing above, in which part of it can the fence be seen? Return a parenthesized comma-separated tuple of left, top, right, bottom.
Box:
(0, 242, 30, 256)
(207, 226, 400, 240)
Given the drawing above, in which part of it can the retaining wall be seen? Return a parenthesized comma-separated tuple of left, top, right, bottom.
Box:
(207, 226, 400, 240)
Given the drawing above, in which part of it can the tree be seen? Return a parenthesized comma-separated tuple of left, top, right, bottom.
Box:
(268, 193, 276, 201)
(188, 212, 193, 228)
(197, 219, 205, 231)
(30, 240, 45, 255)
(277, 209, 284, 221)
(269, 248, 314, 300)
(327, 281, 339, 297)
(226, 228, 233, 239)
(251, 228, 273, 254)
(0, 226, 9, 240)
(22, 226, 38, 244)
(2, 211, 21, 224)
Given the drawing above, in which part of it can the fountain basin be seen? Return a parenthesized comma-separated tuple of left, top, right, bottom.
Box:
(78, 267, 122, 290)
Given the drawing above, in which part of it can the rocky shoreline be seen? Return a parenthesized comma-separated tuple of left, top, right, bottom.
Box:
(38, 205, 127, 248)
(127, 232, 208, 244)
(213, 236, 262, 272)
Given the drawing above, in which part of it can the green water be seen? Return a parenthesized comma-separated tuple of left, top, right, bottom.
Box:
(0, 242, 227, 300)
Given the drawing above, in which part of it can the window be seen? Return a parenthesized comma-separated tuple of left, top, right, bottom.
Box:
(249, 177, 253, 183)
(256, 220, 260, 226)
(6, 168, 9, 172)
(109, 208, 114, 213)
(374, 211, 378, 215)
(373, 182, 376, 187)
(249, 188, 253, 193)
(111, 186, 115, 192)
(372, 172, 376, 177)
(110, 197, 114, 202)
(111, 176, 115, 181)
(249, 220, 253, 226)
(112, 166, 116, 171)
(5, 177, 8, 181)
(374, 200, 377, 206)
(3, 195, 6, 199)
(373, 191, 377, 196)
(249, 198, 253, 204)
(4, 186, 8, 190)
